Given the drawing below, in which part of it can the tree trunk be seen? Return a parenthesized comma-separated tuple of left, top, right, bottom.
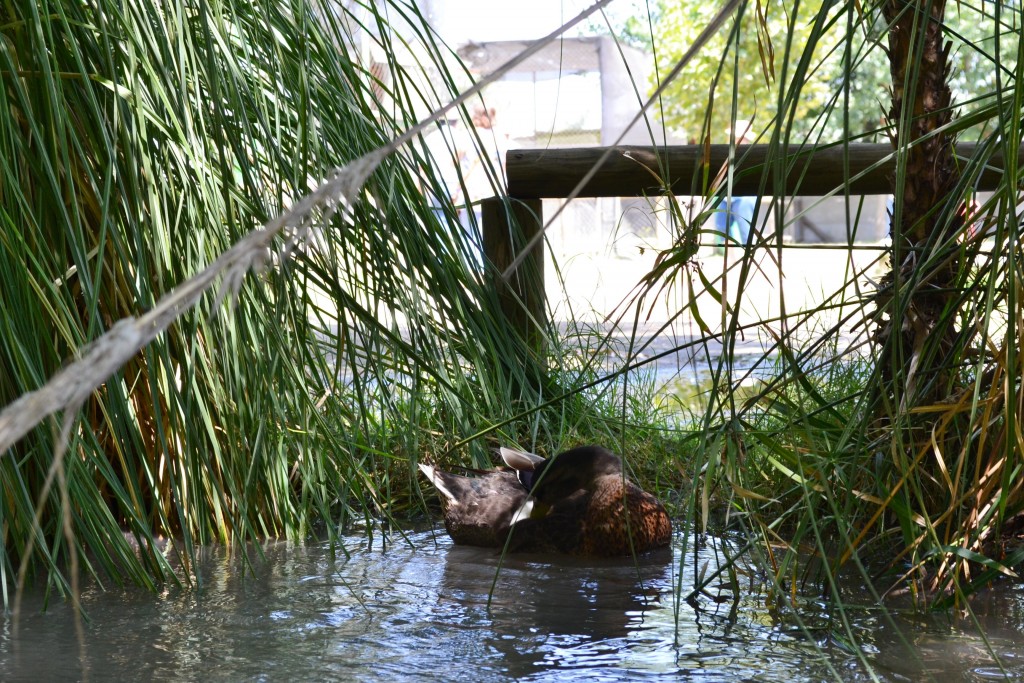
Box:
(878, 0, 962, 412)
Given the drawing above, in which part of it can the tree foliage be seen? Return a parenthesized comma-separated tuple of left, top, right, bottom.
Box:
(651, 0, 862, 141)
(649, 0, 1012, 144)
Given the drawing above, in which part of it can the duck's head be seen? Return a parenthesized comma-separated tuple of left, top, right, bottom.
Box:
(500, 445, 623, 504)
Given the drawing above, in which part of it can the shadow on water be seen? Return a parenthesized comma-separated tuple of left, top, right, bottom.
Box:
(2, 530, 1024, 681)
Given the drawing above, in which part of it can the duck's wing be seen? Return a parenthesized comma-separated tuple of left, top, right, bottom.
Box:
(418, 464, 458, 503)
(419, 464, 518, 500)
(419, 464, 532, 547)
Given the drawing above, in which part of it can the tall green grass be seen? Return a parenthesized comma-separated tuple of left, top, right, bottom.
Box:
(628, 0, 1024, 614)
(0, 0, 651, 602)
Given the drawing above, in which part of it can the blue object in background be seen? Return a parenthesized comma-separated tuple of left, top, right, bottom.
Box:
(729, 196, 757, 245)
(714, 196, 757, 247)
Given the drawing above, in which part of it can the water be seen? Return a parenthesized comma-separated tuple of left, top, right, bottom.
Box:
(2, 530, 1023, 681)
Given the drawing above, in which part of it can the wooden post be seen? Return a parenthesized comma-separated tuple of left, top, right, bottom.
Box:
(481, 197, 545, 352)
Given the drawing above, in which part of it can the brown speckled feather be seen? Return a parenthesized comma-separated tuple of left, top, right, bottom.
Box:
(574, 479, 671, 555)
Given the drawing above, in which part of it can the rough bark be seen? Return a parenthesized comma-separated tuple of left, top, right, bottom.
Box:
(878, 0, 961, 409)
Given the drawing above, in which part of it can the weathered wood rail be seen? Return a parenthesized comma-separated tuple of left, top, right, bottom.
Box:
(482, 142, 1018, 347)
(505, 142, 1013, 198)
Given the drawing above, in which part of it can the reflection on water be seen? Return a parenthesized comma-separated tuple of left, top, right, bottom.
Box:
(2, 530, 1023, 681)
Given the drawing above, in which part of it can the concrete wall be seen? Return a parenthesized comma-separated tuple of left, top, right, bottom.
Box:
(598, 37, 682, 146)
(785, 195, 890, 243)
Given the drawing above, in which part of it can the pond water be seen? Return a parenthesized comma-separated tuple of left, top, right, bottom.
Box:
(2, 530, 1023, 681)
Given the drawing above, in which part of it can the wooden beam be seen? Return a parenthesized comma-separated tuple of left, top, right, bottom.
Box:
(506, 142, 1013, 198)
(481, 197, 545, 352)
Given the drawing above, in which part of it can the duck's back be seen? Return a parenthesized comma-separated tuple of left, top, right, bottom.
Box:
(575, 478, 672, 556)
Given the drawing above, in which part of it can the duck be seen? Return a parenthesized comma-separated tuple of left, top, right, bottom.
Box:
(419, 445, 671, 556)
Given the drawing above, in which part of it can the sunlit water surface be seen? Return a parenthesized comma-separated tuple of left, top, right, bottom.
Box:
(2, 530, 1023, 681)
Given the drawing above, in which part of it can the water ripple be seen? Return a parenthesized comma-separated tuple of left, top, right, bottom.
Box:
(1, 531, 1022, 681)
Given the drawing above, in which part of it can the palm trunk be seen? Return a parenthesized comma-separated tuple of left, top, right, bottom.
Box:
(878, 0, 961, 412)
